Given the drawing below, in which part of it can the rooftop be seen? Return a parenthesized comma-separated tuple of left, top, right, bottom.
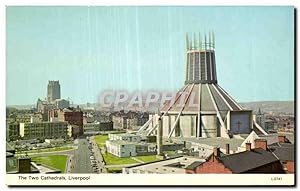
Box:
(268, 143, 294, 161)
(126, 156, 205, 174)
(218, 148, 279, 173)
(107, 140, 155, 147)
(174, 137, 244, 152)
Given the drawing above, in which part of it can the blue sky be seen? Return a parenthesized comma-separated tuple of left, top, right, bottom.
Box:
(6, 6, 294, 105)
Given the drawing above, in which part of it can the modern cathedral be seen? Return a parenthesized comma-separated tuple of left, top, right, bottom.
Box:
(139, 33, 268, 139)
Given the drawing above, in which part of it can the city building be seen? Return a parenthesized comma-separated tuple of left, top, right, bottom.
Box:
(105, 140, 156, 157)
(36, 99, 55, 121)
(268, 142, 294, 173)
(264, 119, 275, 132)
(105, 133, 185, 158)
(48, 107, 83, 135)
(108, 133, 142, 142)
(238, 132, 294, 152)
(83, 121, 113, 135)
(19, 121, 68, 140)
(7, 122, 19, 141)
(67, 124, 80, 138)
(47, 80, 61, 102)
(111, 110, 149, 130)
(123, 156, 205, 174)
(185, 140, 285, 174)
(183, 137, 244, 158)
(139, 34, 267, 138)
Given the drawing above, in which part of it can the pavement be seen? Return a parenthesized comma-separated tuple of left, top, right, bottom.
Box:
(89, 136, 107, 173)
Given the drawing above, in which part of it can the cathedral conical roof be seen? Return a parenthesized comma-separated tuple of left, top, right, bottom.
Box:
(161, 33, 244, 116)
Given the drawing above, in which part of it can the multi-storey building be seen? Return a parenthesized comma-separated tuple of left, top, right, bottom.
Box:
(19, 121, 68, 140)
(7, 123, 19, 141)
(48, 107, 83, 135)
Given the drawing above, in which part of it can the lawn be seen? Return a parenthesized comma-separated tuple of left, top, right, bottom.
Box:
(107, 167, 123, 173)
(134, 155, 160, 163)
(101, 152, 137, 165)
(94, 135, 108, 148)
(31, 155, 68, 173)
(17, 146, 74, 154)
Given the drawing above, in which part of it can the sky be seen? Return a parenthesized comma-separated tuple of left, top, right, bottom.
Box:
(6, 6, 294, 105)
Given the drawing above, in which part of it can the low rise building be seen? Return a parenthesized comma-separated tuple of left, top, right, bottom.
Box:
(108, 133, 142, 142)
(105, 140, 156, 157)
(19, 121, 68, 140)
(123, 156, 205, 174)
(185, 140, 285, 174)
(111, 110, 149, 130)
(268, 135, 294, 173)
(176, 137, 244, 158)
(83, 121, 113, 133)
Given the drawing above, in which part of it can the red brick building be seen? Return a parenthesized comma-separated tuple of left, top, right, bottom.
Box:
(186, 139, 285, 174)
(268, 135, 294, 173)
(48, 107, 83, 135)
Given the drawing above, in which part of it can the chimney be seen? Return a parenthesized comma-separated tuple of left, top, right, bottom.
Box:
(254, 139, 267, 150)
(213, 147, 220, 157)
(245, 142, 251, 151)
(278, 135, 286, 143)
(18, 158, 31, 173)
(225, 144, 230, 154)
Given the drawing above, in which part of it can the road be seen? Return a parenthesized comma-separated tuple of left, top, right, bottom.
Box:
(89, 136, 107, 173)
(70, 138, 93, 173)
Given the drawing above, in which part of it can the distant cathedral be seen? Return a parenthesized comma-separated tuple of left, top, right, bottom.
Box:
(47, 80, 61, 102)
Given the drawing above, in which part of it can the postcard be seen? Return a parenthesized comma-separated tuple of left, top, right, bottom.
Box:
(5, 6, 295, 186)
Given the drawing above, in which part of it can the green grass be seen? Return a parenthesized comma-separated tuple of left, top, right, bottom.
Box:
(164, 151, 177, 156)
(101, 152, 137, 165)
(31, 155, 68, 173)
(107, 167, 123, 173)
(17, 146, 74, 154)
(133, 155, 160, 163)
(94, 135, 108, 147)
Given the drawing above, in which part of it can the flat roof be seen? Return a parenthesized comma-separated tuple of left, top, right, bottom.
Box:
(107, 140, 155, 147)
(126, 156, 205, 174)
(173, 137, 244, 152)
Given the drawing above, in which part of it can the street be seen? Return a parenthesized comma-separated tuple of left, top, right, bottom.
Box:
(70, 138, 93, 173)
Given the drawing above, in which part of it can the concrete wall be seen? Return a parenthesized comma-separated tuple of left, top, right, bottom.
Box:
(179, 115, 197, 137)
(162, 115, 170, 137)
(106, 141, 137, 157)
(201, 115, 217, 138)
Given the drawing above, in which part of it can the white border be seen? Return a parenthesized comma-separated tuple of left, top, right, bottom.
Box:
(1, 0, 298, 190)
